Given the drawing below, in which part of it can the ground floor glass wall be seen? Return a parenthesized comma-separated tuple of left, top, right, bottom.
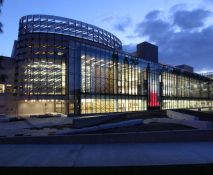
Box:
(69, 95, 147, 114)
(55, 101, 65, 113)
(162, 98, 213, 109)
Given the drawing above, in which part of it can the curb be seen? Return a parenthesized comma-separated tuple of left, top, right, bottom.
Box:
(0, 129, 213, 144)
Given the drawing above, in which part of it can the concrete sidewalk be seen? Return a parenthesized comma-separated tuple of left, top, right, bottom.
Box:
(0, 113, 122, 137)
(0, 142, 213, 167)
(0, 117, 74, 137)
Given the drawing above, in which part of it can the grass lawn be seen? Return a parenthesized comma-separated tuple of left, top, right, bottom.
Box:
(1, 164, 213, 175)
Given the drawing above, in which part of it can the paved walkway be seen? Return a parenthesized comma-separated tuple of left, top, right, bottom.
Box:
(0, 117, 74, 137)
(0, 142, 213, 167)
(0, 114, 119, 137)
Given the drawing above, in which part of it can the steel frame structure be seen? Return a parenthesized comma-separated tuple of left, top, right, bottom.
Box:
(19, 15, 122, 50)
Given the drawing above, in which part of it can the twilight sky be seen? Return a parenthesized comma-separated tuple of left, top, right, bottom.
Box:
(0, 0, 213, 72)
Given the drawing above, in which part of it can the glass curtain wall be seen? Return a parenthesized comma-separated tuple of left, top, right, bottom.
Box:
(161, 65, 212, 109)
(68, 40, 213, 114)
(15, 33, 67, 97)
(68, 41, 149, 114)
(16, 60, 65, 95)
(16, 32, 213, 114)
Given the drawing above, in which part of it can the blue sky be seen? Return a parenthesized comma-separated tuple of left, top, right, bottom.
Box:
(0, 0, 213, 72)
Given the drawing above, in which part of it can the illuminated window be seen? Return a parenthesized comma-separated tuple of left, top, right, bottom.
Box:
(0, 84, 5, 93)
(6, 84, 12, 93)
(58, 52, 63, 55)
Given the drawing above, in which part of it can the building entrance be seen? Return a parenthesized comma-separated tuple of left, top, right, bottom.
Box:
(55, 101, 65, 113)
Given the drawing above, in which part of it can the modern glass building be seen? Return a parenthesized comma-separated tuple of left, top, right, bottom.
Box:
(10, 14, 213, 116)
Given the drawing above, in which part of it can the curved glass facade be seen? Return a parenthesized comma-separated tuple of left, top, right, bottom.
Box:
(14, 14, 213, 115)
(15, 33, 67, 100)
(19, 15, 122, 50)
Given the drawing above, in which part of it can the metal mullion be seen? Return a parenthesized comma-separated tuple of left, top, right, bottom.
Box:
(167, 71, 169, 97)
(130, 65, 132, 95)
(166, 71, 168, 97)
(136, 66, 138, 95)
(60, 59, 62, 96)
(165, 71, 167, 97)
(171, 73, 173, 97)
(84, 56, 86, 94)
(189, 76, 191, 98)
(27, 64, 30, 96)
(208, 79, 210, 99)
(156, 72, 158, 107)
(169, 71, 171, 97)
(171, 72, 173, 97)
(183, 74, 185, 98)
(126, 64, 129, 96)
(133, 65, 135, 95)
(170, 71, 171, 97)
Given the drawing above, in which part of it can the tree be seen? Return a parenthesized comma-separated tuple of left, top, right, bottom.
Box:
(0, 1, 7, 82)
(0, 0, 3, 33)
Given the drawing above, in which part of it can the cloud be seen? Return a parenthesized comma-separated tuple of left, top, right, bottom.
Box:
(135, 17, 173, 42)
(203, 0, 213, 4)
(102, 13, 117, 23)
(173, 9, 212, 30)
(144, 10, 161, 20)
(123, 6, 213, 72)
(101, 13, 133, 32)
(169, 3, 187, 13)
(113, 15, 133, 32)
